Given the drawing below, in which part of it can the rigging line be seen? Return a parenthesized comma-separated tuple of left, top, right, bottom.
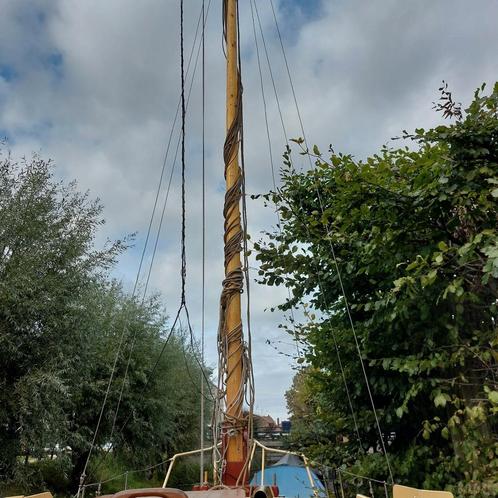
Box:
(267, 0, 312, 170)
(119, 0, 191, 419)
(329, 235, 393, 473)
(178, 316, 214, 403)
(238, 0, 255, 423)
(180, 0, 187, 306)
(91, 4, 214, 475)
(169, 0, 215, 406)
(106, 0, 213, 455)
(108, 325, 136, 448)
(252, 0, 288, 143)
(330, 328, 363, 452)
(105, 116, 182, 452)
(117, 0, 207, 367)
(249, 0, 275, 188)
(337, 468, 388, 486)
(179, 0, 213, 398)
(238, 0, 255, 407)
(141, 141, 177, 302)
(85, 456, 173, 489)
(253, 65, 364, 470)
(133, 0, 209, 299)
(249, 0, 301, 359)
(266, 0, 393, 481)
(102, 73, 188, 475)
(78, 321, 127, 490)
(252, 0, 361, 452)
(200, 0, 206, 485)
(112, 105, 205, 450)
(236, 8, 256, 486)
(141, 0, 213, 303)
(182, 298, 216, 399)
(249, 0, 275, 192)
(117, 306, 181, 436)
(87, 314, 176, 479)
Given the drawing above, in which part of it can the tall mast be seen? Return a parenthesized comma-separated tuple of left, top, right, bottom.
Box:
(221, 0, 246, 486)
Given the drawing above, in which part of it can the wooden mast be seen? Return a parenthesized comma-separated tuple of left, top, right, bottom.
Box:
(222, 0, 246, 486)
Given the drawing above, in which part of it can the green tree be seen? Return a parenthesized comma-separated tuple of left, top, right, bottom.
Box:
(0, 151, 126, 482)
(0, 150, 212, 494)
(256, 84, 498, 497)
(68, 282, 211, 493)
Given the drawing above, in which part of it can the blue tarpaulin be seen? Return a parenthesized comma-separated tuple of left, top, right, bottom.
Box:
(250, 455, 326, 498)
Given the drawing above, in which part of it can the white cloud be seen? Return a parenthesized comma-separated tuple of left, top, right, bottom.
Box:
(1, 0, 498, 422)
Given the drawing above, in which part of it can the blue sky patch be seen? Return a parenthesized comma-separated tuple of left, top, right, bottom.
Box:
(276, 0, 323, 45)
(44, 52, 64, 80)
(0, 64, 17, 82)
(281, 0, 322, 18)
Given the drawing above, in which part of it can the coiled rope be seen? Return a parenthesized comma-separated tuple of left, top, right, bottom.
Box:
(212, 0, 255, 484)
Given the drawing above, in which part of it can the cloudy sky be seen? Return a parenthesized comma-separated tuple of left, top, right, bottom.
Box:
(1, 0, 498, 421)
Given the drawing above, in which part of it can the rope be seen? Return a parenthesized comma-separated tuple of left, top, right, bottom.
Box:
(77, 4, 215, 488)
(177, 317, 213, 402)
(83, 6, 216, 487)
(180, 0, 187, 306)
(179, 0, 214, 404)
(267, 0, 312, 170)
(248, 0, 303, 359)
(213, 0, 255, 484)
(238, 0, 255, 479)
(83, 457, 171, 489)
(336, 468, 390, 496)
(250, 0, 361, 452)
(77, 327, 127, 494)
(266, 0, 394, 481)
(216, 4, 245, 440)
(141, 0, 215, 400)
(128, 0, 206, 300)
(200, 0, 206, 485)
(99, 1, 216, 470)
(178, 0, 214, 406)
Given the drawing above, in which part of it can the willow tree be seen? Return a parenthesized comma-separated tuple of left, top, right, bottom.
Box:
(0, 152, 126, 481)
(0, 152, 211, 494)
(255, 84, 498, 497)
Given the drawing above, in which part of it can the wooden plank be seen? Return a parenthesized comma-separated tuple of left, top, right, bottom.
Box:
(25, 493, 53, 498)
(393, 484, 454, 498)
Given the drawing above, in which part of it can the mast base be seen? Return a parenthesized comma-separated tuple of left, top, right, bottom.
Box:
(222, 461, 245, 487)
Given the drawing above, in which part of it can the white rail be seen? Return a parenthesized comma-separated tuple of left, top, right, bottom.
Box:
(162, 445, 217, 488)
(161, 439, 322, 498)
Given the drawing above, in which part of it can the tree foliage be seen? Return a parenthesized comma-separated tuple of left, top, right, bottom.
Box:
(255, 84, 498, 497)
(0, 151, 210, 494)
